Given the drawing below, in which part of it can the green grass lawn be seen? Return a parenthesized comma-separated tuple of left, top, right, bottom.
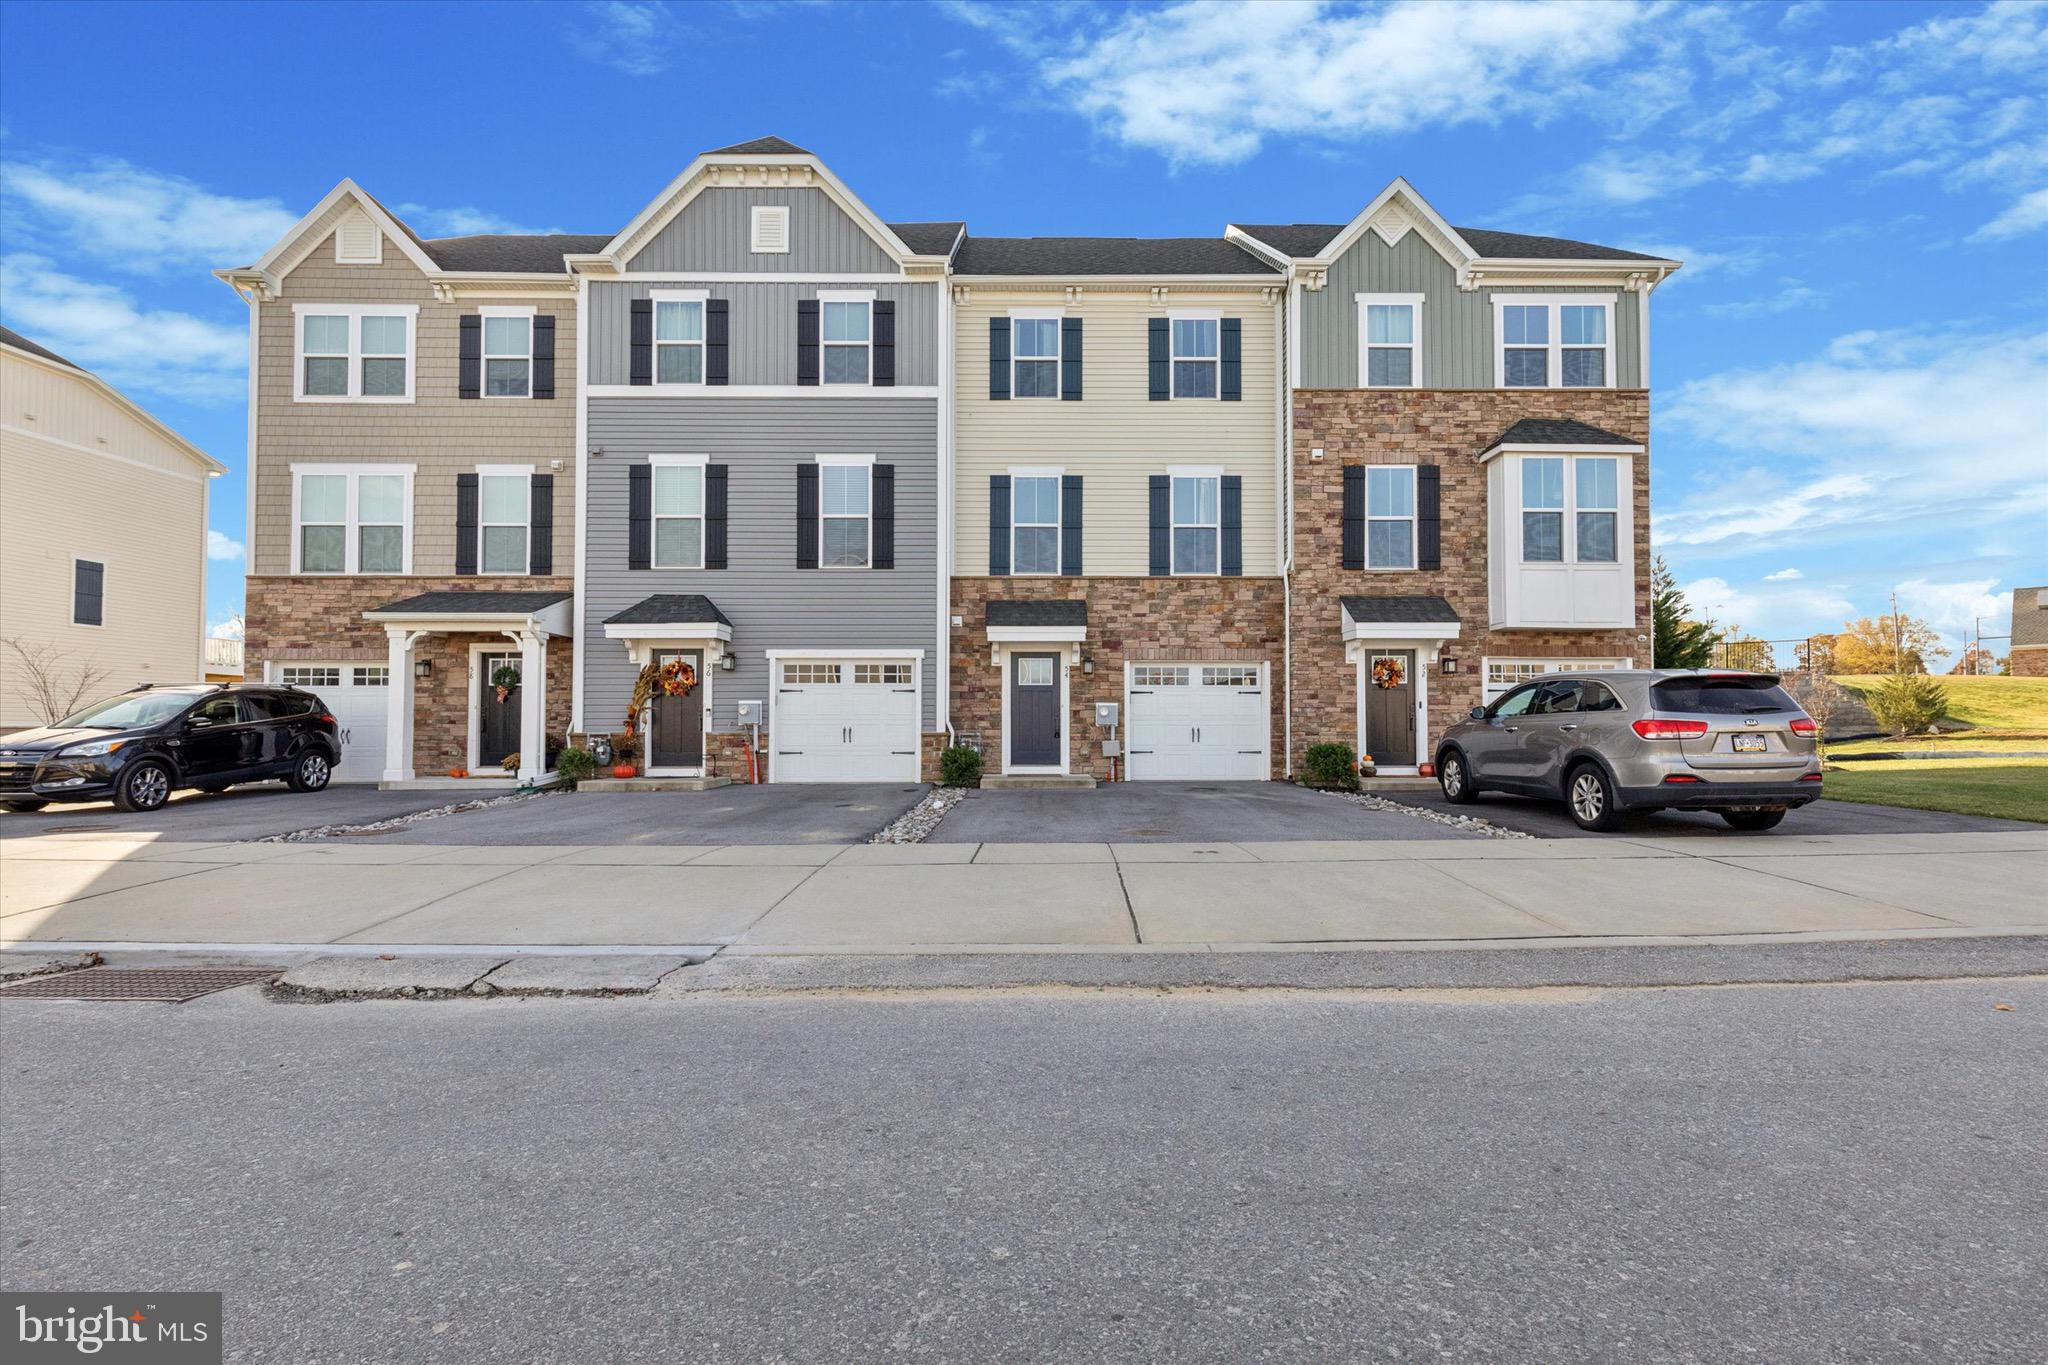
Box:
(1820, 757, 2048, 824)
(1837, 674, 2048, 732)
(1827, 734, 2048, 757)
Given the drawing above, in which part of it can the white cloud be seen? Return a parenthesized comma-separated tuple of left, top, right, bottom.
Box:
(0, 254, 246, 404)
(1674, 574, 1855, 642)
(1969, 186, 2048, 242)
(1764, 568, 1804, 581)
(1702, 280, 1823, 318)
(207, 614, 245, 642)
(1895, 576, 2007, 639)
(0, 159, 297, 273)
(391, 203, 561, 238)
(569, 1, 682, 77)
(207, 530, 244, 562)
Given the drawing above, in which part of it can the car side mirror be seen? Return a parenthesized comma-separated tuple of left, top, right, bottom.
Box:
(186, 716, 214, 730)
(1469, 707, 1487, 720)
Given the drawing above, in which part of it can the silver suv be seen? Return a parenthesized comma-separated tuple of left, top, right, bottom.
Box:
(1435, 670, 1822, 832)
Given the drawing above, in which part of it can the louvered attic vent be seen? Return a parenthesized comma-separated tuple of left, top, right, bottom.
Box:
(751, 205, 790, 254)
(335, 208, 382, 264)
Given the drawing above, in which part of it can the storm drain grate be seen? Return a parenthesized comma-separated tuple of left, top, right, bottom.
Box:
(0, 967, 283, 1002)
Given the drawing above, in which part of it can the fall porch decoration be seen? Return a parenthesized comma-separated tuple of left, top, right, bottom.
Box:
(490, 663, 521, 704)
(1371, 656, 1407, 690)
(625, 659, 699, 731)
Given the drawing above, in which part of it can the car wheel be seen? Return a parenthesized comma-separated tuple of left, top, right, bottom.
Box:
(1720, 807, 1787, 832)
(113, 761, 173, 813)
(1, 798, 49, 813)
(1565, 762, 1622, 833)
(287, 751, 332, 793)
(1438, 751, 1478, 805)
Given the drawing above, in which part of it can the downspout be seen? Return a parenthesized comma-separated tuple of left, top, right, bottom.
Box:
(571, 269, 590, 736)
(939, 267, 956, 749)
(1281, 267, 1301, 778)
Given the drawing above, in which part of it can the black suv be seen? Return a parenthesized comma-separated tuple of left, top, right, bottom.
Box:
(0, 683, 343, 813)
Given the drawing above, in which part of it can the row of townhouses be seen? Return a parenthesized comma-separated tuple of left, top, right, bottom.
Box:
(216, 136, 1677, 788)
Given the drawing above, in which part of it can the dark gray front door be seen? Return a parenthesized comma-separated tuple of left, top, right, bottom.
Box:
(651, 649, 704, 770)
(1363, 650, 1415, 767)
(1009, 653, 1061, 768)
(477, 652, 521, 768)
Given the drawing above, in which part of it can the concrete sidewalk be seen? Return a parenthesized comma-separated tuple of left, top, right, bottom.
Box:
(3, 827, 2045, 955)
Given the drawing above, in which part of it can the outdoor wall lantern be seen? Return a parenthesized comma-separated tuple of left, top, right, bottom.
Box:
(1440, 653, 1459, 675)
(414, 659, 432, 679)
(719, 653, 737, 672)
(1081, 657, 1094, 675)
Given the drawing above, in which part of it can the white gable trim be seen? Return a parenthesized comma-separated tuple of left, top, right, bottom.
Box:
(1310, 178, 1480, 277)
(246, 179, 442, 288)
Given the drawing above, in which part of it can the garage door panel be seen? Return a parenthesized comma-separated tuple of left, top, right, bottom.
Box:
(280, 664, 387, 784)
(1127, 663, 1268, 782)
(773, 659, 920, 783)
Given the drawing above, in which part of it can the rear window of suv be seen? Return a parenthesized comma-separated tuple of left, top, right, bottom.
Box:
(244, 691, 320, 720)
(1652, 677, 1798, 715)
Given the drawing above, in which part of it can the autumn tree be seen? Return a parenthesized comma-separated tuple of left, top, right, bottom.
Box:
(1832, 614, 1944, 674)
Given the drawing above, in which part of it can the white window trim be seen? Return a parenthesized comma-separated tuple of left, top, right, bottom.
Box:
(1364, 463, 1418, 572)
(1518, 455, 1620, 566)
(478, 304, 536, 399)
(648, 454, 708, 570)
(291, 303, 419, 404)
(817, 289, 875, 389)
(816, 453, 874, 569)
(289, 463, 415, 575)
(1168, 464, 1223, 577)
(751, 204, 791, 255)
(71, 554, 105, 629)
(1481, 657, 1633, 702)
(650, 289, 709, 391)
(1168, 309, 1222, 401)
(1491, 294, 1616, 390)
(476, 464, 533, 576)
(1008, 466, 1063, 577)
(1008, 308, 1064, 400)
(1355, 293, 1424, 389)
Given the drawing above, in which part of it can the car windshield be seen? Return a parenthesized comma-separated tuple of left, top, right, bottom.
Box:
(56, 691, 202, 729)
(1651, 677, 1799, 715)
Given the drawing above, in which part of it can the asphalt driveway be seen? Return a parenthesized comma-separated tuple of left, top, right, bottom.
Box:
(931, 781, 1474, 843)
(1389, 789, 2042, 838)
(361, 783, 930, 846)
(0, 783, 456, 843)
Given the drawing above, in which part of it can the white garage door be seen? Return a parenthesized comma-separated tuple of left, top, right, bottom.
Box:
(773, 659, 920, 783)
(280, 664, 388, 784)
(1127, 663, 1268, 781)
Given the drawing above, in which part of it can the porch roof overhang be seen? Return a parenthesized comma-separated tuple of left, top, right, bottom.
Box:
(1341, 595, 1462, 643)
(1478, 418, 1643, 464)
(363, 590, 571, 636)
(986, 599, 1088, 643)
(601, 594, 734, 642)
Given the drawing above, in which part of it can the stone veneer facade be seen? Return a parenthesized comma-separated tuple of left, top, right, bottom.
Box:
(244, 575, 573, 775)
(950, 576, 1287, 781)
(1289, 388, 1653, 772)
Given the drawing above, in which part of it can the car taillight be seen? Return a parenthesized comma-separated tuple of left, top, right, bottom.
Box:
(1800, 773, 1823, 782)
(319, 713, 337, 726)
(1632, 719, 1709, 739)
(1788, 718, 1818, 736)
(1661, 774, 1701, 784)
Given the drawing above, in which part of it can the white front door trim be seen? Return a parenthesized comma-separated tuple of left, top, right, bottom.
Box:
(996, 643, 1074, 776)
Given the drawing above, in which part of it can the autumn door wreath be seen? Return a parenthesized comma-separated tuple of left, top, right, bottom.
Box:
(1371, 656, 1407, 690)
(625, 659, 700, 732)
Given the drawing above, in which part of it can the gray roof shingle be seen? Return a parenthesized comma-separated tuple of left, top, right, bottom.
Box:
(603, 594, 733, 628)
(704, 136, 812, 156)
(1490, 418, 1640, 449)
(1340, 595, 1460, 625)
(421, 233, 610, 273)
(953, 236, 1278, 276)
(1231, 222, 1669, 263)
(888, 221, 965, 256)
(365, 591, 569, 616)
(0, 325, 83, 372)
(987, 600, 1089, 628)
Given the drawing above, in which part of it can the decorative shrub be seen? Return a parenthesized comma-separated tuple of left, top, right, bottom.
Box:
(1868, 670, 1949, 738)
(555, 747, 598, 786)
(938, 745, 984, 788)
(1302, 742, 1360, 791)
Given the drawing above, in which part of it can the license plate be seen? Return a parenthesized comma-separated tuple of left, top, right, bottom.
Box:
(1732, 734, 1768, 753)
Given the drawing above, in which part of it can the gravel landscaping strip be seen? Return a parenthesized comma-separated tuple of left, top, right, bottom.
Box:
(869, 787, 968, 844)
(256, 790, 557, 843)
(1320, 787, 1535, 839)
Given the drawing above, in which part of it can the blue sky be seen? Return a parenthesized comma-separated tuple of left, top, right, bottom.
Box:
(3, 0, 2043, 663)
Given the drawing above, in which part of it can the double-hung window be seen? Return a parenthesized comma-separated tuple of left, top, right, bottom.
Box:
(819, 457, 871, 567)
(1495, 296, 1614, 388)
(481, 308, 532, 397)
(819, 292, 872, 386)
(1170, 471, 1221, 574)
(1366, 466, 1416, 569)
(651, 457, 705, 569)
(1357, 294, 1422, 387)
(1574, 458, 1619, 562)
(293, 465, 412, 574)
(477, 467, 531, 575)
(1170, 315, 1220, 398)
(1521, 458, 1566, 563)
(653, 291, 706, 385)
(1011, 472, 1061, 575)
(1521, 456, 1620, 564)
(1011, 315, 1061, 398)
(294, 304, 416, 401)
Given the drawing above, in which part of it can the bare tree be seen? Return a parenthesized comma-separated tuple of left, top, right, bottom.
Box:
(2, 638, 112, 726)
(1798, 674, 1854, 766)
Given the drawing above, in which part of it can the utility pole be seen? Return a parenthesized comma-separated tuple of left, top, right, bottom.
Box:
(1890, 589, 1902, 672)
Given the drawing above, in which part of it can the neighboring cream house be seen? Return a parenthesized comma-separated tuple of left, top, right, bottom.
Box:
(0, 326, 225, 732)
(2011, 586, 2047, 677)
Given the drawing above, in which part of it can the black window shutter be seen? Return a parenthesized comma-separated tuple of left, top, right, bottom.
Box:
(455, 473, 480, 574)
(458, 315, 482, 399)
(988, 317, 1010, 400)
(1341, 465, 1364, 571)
(1220, 318, 1242, 401)
(872, 300, 895, 387)
(1148, 474, 1170, 575)
(531, 315, 556, 399)
(1417, 464, 1442, 571)
(987, 474, 1011, 575)
(528, 474, 554, 575)
(1061, 474, 1083, 576)
(73, 560, 103, 625)
(1221, 475, 1243, 576)
(796, 299, 820, 386)
(1148, 318, 1170, 401)
(627, 464, 651, 570)
(705, 464, 729, 569)
(1061, 317, 1083, 401)
(629, 299, 652, 386)
(872, 463, 895, 568)
(795, 464, 819, 567)
(705, 298, 729, 386)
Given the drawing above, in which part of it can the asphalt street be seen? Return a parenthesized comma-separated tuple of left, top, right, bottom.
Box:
(3, 973, 2042, 1362)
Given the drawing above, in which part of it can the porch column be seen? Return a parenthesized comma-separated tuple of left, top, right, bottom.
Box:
(382, 628, 423, 783)
(515, 628, 549, 784)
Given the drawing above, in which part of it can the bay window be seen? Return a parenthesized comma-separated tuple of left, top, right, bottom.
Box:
(292, 464, 412, 574)
(294, 304, 416, 401)
(1521, 459, 1566, 563)
(1522, 456, 1620, 564)
(1575, 458, 1619, 562)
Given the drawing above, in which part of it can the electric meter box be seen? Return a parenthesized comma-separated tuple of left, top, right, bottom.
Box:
(735, 700, 764, 726)
(1094, 702, 1119, 728)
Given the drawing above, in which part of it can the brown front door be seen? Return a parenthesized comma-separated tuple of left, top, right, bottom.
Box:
(650, 649, 704, 770)
(1364, 650, 1415, 768)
